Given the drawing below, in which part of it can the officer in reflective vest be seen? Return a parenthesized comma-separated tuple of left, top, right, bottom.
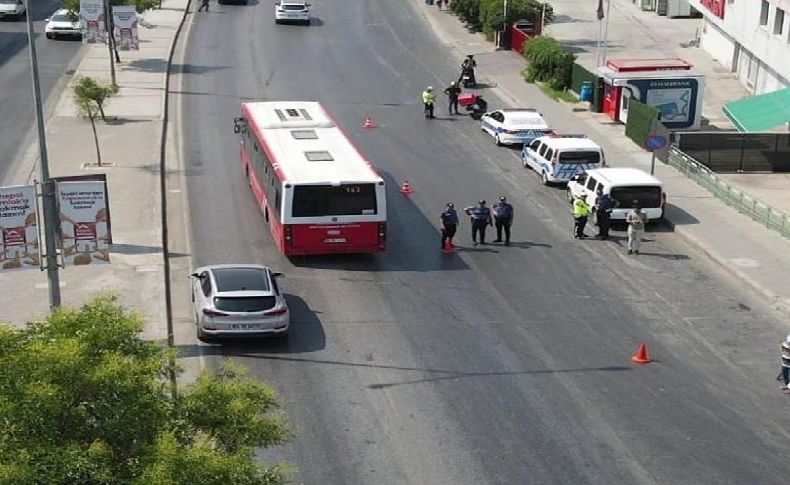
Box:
(464, 200, 493, 245)
(492, 196, 514, 245)
(573, 194, 591, 239)
(422, 86, 436, 119)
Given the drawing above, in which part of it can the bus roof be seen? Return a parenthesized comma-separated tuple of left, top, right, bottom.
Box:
(242, 101, 382, 184)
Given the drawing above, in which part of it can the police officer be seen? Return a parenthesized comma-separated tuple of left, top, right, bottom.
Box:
(464, 200, 493, 246)
(573, 194, 591, 239)
(440, 203, 459, 250)
(593, 187, 618, 240)
(492, 196, 514, 245)
(422, 86, 436, 119)
(443, 81, 462, 115)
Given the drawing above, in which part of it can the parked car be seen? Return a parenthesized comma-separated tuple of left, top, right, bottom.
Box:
(45, 9, 81, 40)
(0, 0, 25, 20)
(190, 264, 289, 341)
(522, 133, 605, 185)
(274, 0, 310, 24)
(480, 108, 551, 147)
(566, 167, 665, 222)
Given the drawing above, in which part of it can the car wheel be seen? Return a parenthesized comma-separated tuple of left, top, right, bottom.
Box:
(541, 171, 550, 186)
(46, 33, 53, 39)
(196, 323, 210, 342)
(275, 18, 281, 24)
(495, 134, 503, 147)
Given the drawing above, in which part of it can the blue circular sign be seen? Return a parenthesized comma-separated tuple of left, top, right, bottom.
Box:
(645, 135, 667, 151)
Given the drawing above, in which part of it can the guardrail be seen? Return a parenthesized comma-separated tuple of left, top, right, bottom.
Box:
(667, 146, 790, 239)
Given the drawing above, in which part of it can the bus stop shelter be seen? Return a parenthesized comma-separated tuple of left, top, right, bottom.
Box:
(723, 87, 790, 132)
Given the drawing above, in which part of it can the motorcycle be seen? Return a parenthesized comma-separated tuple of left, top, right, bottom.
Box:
(460, 67, 476, 88)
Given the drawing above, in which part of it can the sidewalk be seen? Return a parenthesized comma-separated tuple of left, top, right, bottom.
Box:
(0, 0, 188, 336)
(415, 0, 790, 316)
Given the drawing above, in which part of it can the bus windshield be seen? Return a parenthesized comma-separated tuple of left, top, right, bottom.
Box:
(292, 183, 377, 217)
(559, 151, 601, 164)
(610, 186, 662, 208)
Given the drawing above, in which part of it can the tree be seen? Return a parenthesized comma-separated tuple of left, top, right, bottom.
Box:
(480, 0, 554, 40)
(0, 295, 290, 485)
(73, 77, 118, 167)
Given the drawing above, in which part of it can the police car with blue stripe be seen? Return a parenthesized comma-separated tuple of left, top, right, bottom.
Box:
(522, 134, 605, 186)
(480, 109, 551, 147)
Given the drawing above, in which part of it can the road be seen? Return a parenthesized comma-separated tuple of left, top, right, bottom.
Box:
(177, 1, 790, 483)
(0, 2, 83, 182)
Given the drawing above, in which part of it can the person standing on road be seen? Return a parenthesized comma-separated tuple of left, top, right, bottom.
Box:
(436, 0, 443, 9)
(464, 200, 493, 246)
(780, 335, 790, 391)
(444, 81, 462, 115)
(440, 203, 459, 250)
(492, 196, 514, 245)
(572, 194, 591, 239)
(422, 86, 436, 119)
(197, 0, 210, 12)
(593, 187, 618, 240)
(626, 205, 647, 254)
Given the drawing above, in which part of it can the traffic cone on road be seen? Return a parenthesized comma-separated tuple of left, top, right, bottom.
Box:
(399, 180, 413, 195)
(363, 116, 377, 129)
(442, 239, 454, 253)
(631, 344, 652, 364)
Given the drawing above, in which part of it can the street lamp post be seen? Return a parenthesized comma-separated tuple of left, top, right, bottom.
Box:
(22, 0, 61, 310)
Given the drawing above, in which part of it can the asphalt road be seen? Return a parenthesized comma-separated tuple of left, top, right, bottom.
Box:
(178, 1, 790, 483)
(0, 2, 83, 182)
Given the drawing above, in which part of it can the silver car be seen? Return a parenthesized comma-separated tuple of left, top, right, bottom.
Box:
(190, 264, 289, 341)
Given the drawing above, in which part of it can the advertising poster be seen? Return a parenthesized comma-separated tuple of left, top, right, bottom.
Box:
(0, 185, 40, 272)
(57, 181, 112, 266)
(80, 0, 107, 44)
(112, 6, 139, 51)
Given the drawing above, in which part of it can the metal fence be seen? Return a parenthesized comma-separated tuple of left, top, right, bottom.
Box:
(672, 132, 790, 173)
(666, 146, 790, 238)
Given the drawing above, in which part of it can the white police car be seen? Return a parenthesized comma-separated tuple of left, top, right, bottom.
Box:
(274, 0, 310, 24)
(480, 109, 551, 147)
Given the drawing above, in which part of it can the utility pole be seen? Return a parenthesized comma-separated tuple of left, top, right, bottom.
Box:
(103, 0, 116, 84)
(23, 0, 61, 310)
(601, 0, 613, 66)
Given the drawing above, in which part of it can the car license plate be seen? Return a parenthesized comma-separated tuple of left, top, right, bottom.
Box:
(324, 238, 346, 243)
(231, 323, 262, 330)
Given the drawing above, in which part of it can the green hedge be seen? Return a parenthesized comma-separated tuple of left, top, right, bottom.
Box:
(625, 99, 661, 149)
(522, 36, 575, 90)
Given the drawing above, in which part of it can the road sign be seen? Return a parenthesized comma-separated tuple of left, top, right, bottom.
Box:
(645, 135, 667, 151)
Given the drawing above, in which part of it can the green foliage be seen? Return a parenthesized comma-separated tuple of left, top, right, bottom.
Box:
(479, 0, 553, 38)
(522, 35, 575, 90)
(59, 0, 160, 14)
(0, 295, 290, 485)
(73, 76, 118, 122)
(449, 0, 482, 31)
(625, 98, 662, 149)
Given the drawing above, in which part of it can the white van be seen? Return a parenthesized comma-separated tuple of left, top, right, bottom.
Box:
(567, 168, 665, 222)
(521, 134, 604, 185)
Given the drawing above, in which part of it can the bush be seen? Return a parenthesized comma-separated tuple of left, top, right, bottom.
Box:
(450, 0, 482, 31)
(479, 0, 553, 39)
(522, 36, 575, 90)
(625, 99, 662, 149)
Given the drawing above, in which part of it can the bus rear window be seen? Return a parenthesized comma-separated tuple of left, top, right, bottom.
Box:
(292, 184, 377, 217)
(559, 151, 601, 164)
(610, 186, 662, 208)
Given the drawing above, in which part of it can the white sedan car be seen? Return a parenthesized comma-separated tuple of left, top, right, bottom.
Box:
(190, 264, 290, 341)
(0, 0, 26, 20)
(481, 108, 552, 146)
(45, 9, 81, 40)
(274, 0, 310, 24)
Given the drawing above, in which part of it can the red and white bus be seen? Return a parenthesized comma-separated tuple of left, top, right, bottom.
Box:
(234, 101, 387, 256)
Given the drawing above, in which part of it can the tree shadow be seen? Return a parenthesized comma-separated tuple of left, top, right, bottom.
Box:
(635, 251, 691, 260)
(552, 15, 592, 24)
(110, 243, 162, 255)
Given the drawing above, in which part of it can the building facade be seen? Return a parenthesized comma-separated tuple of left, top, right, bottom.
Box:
(687, 0, 790, 95)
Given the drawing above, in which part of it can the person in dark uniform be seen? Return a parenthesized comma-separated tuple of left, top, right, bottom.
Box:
(440, 203, 459, 250)
(593, 187, 618, 240)
(197, 0, 210, 12)
(492, 196, 514, 245)
(443, 81, 462, 115)
(464, 200, 493, 246)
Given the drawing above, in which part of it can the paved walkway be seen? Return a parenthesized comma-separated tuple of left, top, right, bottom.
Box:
(0, 0, 189, 335)
(416, 0, 790, 316)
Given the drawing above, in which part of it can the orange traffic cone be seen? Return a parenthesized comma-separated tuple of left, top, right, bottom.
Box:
(631, 344, 652, 364)
(399, 180, 413, 195)
(363, 116, 377, 129)
(442, 239, 454, 253)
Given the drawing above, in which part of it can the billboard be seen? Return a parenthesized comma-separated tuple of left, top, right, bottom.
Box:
(56, 180, 112, 266)
(80, 0, 107, 44)
(112, 6, 139, 51)
(0, 185, 40, 272)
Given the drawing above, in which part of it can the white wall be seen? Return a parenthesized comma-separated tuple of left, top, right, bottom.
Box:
(688, 0, 790, 94)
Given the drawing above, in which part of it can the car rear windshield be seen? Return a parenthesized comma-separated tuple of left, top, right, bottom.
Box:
(282, 4, 306, 10)
(558, 151, 601, 164)
(52, 14, 75, 21)
(292, 183, 377, 217)
(214, 296, 277, 313)
(611, 186, 662, 208)
(213, 267, 269, 292)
